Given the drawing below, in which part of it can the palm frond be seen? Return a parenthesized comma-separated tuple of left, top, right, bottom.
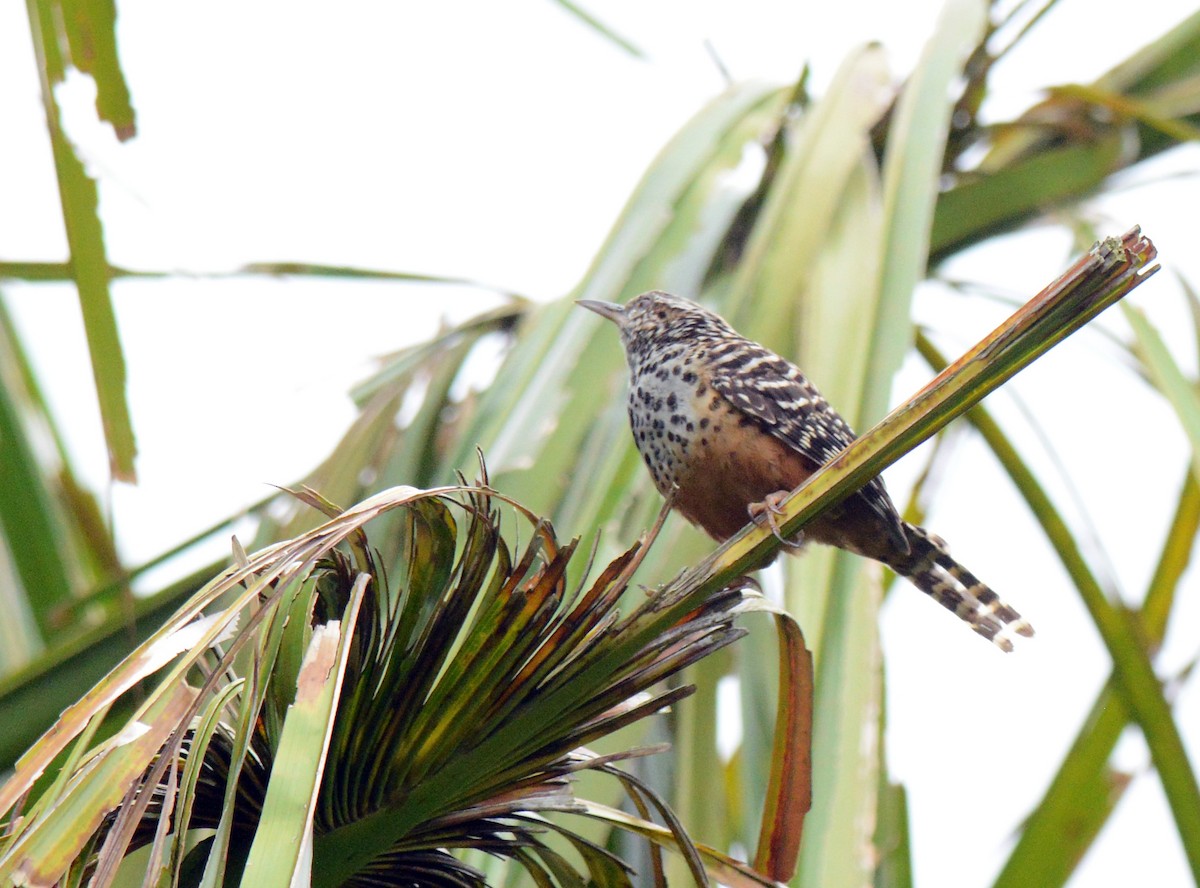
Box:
(0, 472, 810, 887)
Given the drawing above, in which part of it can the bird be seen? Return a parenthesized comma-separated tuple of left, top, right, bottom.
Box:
(578, 290, 1033, 651)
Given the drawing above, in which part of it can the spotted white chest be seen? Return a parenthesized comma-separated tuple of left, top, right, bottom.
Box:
(623, 342, 820, 543)
(625, 357, 712, 496)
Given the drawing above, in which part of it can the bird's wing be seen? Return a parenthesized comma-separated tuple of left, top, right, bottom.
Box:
(707, 337, 907, 548)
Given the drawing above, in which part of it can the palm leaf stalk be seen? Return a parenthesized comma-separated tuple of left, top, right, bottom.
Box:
(681, 227, 1159, 584)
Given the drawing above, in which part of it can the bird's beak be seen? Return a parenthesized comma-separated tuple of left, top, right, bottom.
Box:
(576, 299, 626, 325)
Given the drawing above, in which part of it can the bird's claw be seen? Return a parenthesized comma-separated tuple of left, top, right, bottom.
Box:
(748, 491, 803, 548)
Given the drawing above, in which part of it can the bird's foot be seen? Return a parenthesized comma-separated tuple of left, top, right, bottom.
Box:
(748, 491, 804, 548)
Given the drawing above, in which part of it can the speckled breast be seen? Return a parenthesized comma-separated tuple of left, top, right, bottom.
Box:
(624, 342, 817, 543)
(625, 342, 710, 496)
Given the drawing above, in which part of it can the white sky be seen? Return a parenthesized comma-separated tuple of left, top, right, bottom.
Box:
(2, 1, 1199, 887)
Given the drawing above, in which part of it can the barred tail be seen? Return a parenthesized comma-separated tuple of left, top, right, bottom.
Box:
(889, 523, 1034, 652)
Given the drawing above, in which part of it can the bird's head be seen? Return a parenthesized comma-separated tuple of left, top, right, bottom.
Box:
(577, 291, 735, 363)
